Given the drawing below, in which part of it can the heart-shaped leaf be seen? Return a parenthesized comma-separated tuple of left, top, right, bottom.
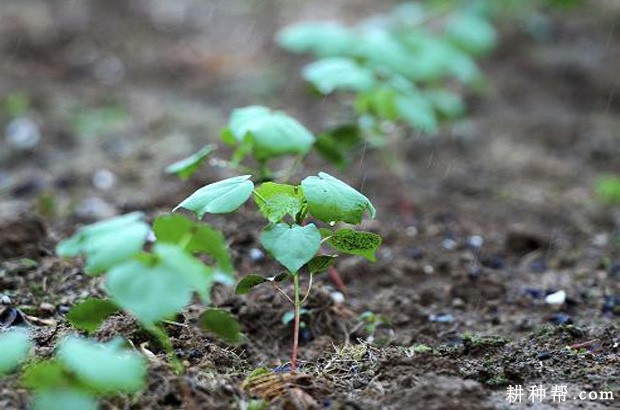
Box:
(277, 22, 358, 57)
(303, 58, 376, 94)
(66, 299, 119, 334)
(301, 172, 376, 224)
(327, 229, 382, 261)
(222, 106, 315, 161)
(56, 212, 150, 275)
(174, 175, 254, 217)
(260, 223, 321, 273)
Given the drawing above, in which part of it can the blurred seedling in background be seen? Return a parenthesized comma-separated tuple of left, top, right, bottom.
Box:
(277, 0, 584, 171)
(0, 328, 146, 410)
(174, 172, 382, 370)
(596, 175, 620, 204)
(355, 310, 394, 346)
(69, 102, 130, 139)
(277, 1, 492, 166)
(167, 105, 315, 182)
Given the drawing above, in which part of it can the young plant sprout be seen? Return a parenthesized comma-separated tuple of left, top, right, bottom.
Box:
(167, 105, 315, 183)
(175, 172, 382, 370)
(0, 328, 147, 410)
(56, 211, 241, 373)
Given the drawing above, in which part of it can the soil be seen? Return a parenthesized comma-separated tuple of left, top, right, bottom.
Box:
(1, 1, 619, 409)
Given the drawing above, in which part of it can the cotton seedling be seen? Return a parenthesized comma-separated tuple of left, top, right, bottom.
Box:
(56, 211, 241, 373)
(175, 172, 382, 370)
(276, 1, 501, 167)
(167, 105, 315, 182)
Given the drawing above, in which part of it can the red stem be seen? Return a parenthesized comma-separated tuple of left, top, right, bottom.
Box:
(291, 301, 300, 371)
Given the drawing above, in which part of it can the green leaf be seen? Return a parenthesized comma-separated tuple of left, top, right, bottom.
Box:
(307, 255, 337, 274)
(106, 244, 213, 324)
(597, 176, 620, 204)
(301, 172, 376, 224)
(235, 274, 269, 295)
(327, 229, 382, 262)
(56, 212, 150, 275)
(66, 299, 119, 334)
(22, 361, 71, 390)
(200, 309, 243, 343)
(253, 182, 305, 223)
(277, 23, 358, 57)
(0, 328, 31, 375)
(165, 144, 217, 180)
(356, 86, 399, 121)
(445, 12, 496, 55)
(302, 58, 375, 94)
(260, 223, 321, 273)
(314, 124, 362, 169)
(57, 336, 146, 393)
(174, 175, 254, 217)
(235, 273, 288, 295)
(425, 90, 465, 119)
(153, 213, 233, 276)
(395, 94, 438, 133)
(225, 106, 315, 161)
(33, 390, 98, 410)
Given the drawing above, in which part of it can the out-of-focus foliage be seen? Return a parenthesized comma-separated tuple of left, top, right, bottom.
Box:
(597, 176, 620, 204)
(277, 1, 493, 140)
(277, 0, 583, 167)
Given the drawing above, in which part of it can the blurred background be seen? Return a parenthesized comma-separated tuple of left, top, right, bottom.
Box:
(0, 0, 618, 222)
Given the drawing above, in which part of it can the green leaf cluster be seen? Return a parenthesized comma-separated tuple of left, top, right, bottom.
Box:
(58, 211, 238, 341)
(277, 1, 496, 137)
(22, 336, 146, 410)
(175, 173, 382, 297)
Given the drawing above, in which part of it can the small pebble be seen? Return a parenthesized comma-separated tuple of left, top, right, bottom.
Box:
(92, 168, 116, 191)
(467, 235, 484, 249)
(429, 313, 454, 323)
(330, 291, 345, 304)
(405, 226, 418, 237)
(1, 295, 11, 305)
(423, 265, 434, 275)
(5, 117, 41, 150)
(545, 290, 566, 305)
(39, 302, 56, 313)
(249, 248, 264, 262)
(592, 233, 608, 247)
(58, 305, 71, 315)
(442, 238, 457, 251)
